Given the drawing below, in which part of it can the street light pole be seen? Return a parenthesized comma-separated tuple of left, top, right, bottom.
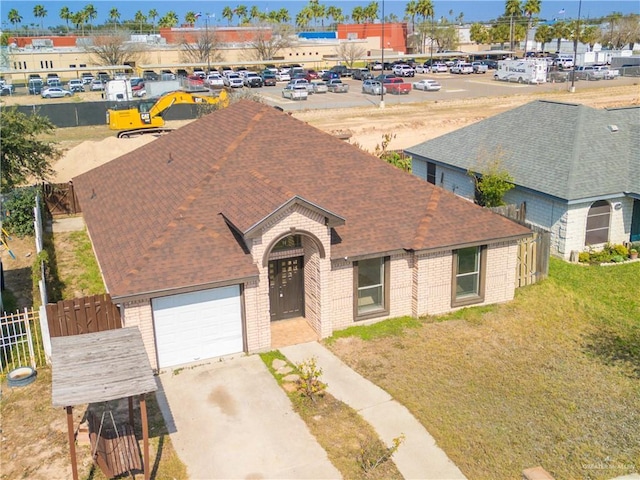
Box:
(205, 14, 211, 73)
(380, 0, 385, 109)
(570, 0, 582, 93)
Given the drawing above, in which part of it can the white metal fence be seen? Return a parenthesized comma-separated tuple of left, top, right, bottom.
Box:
(0, 308, 45, 375)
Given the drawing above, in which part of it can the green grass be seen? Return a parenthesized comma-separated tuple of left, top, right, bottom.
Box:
(326, 257, 640, 479)
(66, 229, 105, 296)
(259, 351, 403, 479)
(326, 315, 422, 343)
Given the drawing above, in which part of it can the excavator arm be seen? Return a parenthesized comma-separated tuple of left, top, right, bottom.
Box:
(108, 89, 229, 137)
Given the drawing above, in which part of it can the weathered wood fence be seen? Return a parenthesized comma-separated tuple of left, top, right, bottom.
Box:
(41, 182, 81, 216)
(46, 294, 121, 338)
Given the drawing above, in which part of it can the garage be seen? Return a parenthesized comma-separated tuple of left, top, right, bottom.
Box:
(152, 285, 243, 368)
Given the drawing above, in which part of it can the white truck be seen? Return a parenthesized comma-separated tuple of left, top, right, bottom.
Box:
(494, 59, 547, 84)
(104, 79, 133, 101)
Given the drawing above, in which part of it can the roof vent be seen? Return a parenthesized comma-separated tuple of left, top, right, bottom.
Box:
(608, 124, 619, 132)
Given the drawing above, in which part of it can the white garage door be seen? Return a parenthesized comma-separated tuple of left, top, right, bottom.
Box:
(152, 285, 243, 368)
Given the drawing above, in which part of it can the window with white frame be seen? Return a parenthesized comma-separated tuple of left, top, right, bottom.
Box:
(585, 200, 611, 245)
(355, 257, 389, 318)
(452, 246, 486, 307)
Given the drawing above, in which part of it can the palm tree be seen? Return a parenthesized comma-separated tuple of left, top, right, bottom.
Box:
(405, 1, 418, 33)
(83, 4, 97, 31)
(185, 11, 197, 26)
(60, 6, 71, 32)
(581, 25, 600, 51)
(249, 6, 260, 22)
(296, 7, 312, 30)
(72, 10, 87, 35)
(364, 2, 379, 22)
(505, 0, 522, 51)
(522, 0, 541, 55)
(276, 8, 290, 24)
(134, 11, 147, 33)
(416, 0, 434, 53)
(552, 20, 569, 52)
(309, 0, 325, 28)
(234, 5, 248, 25)
(534, 24, 553, 52)
(8, 9, 22, 30)
(33, 5, 47, 32)
(222, 6, 234, 25)
(326, 6, 344, 27)
(109, 8, 120, 30)
(351, 6, 365, 24)
(159, 11, 179, 28)
(148, 9, 158, 32)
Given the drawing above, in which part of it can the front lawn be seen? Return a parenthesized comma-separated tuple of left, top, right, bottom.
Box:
(326, 258, 640, 479)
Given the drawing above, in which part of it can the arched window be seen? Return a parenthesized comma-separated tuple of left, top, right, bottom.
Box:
(585, 200, 611, 245)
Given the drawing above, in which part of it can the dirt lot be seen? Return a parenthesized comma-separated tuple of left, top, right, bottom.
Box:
(2, 82, 638, 182)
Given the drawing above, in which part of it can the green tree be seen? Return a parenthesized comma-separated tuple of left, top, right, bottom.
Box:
(326, 6, 344, 27)
(534, 24, 553, 51)
(185, 11, 197, 26)
(468, 156, 514, 207)
(522, 0, 541, 54)
(490, 23, 510, 49)
(84, 4, 97, 31)
(72, 10, 88, 35)
(59, 6, 72, 32)
(109, 8, 120, 29)
(249, 6, 261, 22)
(470, 23, 490, 44)
(158, 11, 179, 28)
(0, 109, 60, 194)
(552, 20, 569, 52)
(405, 0, 418, 33)
(351, 6, 365, 24)
(309, 0, 326, 28)
(234, 5, 248, 25)
(505, 0, 522, 51)
(222, 6, 234, 25)
(364, 2, 379, 22)
(134, 11, 147, 33)
(581, 25, 600, 51)
(33, 5, 47, 31)
(374, 134, 411, 173)
(8, 9, 22, 29)
(148, 8, 158, 31)
(275, 8, 291, 23)
(296, 7, 313, 29)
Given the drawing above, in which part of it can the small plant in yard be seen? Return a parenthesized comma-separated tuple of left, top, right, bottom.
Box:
(296, 357, 327, 402)
(357, 433, 405, 474)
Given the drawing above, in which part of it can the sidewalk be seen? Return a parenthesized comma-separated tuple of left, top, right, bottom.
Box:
(281, 342, 467, 480)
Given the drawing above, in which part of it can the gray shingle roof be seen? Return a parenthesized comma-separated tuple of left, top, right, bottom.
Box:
(405, 100, 640, 202)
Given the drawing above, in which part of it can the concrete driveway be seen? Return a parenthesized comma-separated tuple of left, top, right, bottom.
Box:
(155, 355, 340, 479)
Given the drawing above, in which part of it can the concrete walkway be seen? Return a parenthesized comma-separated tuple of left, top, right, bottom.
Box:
(155, 354, 340, 479)
(281, 342, 467, 480)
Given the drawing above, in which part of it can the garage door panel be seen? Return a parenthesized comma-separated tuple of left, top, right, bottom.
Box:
(153, 286, 243, 368)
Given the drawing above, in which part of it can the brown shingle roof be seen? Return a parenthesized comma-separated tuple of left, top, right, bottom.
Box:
(74, 101, 530, 299)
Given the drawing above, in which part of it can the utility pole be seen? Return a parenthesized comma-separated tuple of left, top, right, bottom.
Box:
(380, 0, 385, 109)
(570, 0, 582, 93)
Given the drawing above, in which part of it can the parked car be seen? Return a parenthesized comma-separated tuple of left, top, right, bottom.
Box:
(329, 65, 351, 77)
(384, 77, 412, 94)
(352, 68, 374, 81)
(321, 71, 339, 81)
(374, 73, 397, 82)
(392, 64, 416, 77)
(223, 74, 244, 88)
(176, 69, 189, 78)
(96, 71, 111, 82)
(362, 79, 386, 95)
(471, 62, 489, 74)
(275, 71, 291, 82)
(547, 70, 570, 83)
(369, 62, 383, 71)
(67, 79, 85, 92)
(260, 71, 277, 86)
(326, 78, 349, 93)
(90, 80, 105, 91)
(431, 63, 448, 73)
(450, 63, 474, 74)
(288, 78, 312, 93)
(304, 69, 319, 80)
(309, 80, 328, 94)
(0, 81, 15, 96)
(415, 64, 430, 74)
(186, 75, 205, 86)
(81, 73, 94, 84)
(41, 87, 73, 98)
(412, 79, 442, 91)
(243, 72, 264, 88)
(28, 78, 43, 94)
(142, 70, 158, 81)
(281, 83, 308, 100)
(206, 73, 225, 88)
(192, 69, 206, 79)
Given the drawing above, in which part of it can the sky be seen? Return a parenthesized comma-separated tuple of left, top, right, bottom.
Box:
(2, 0, 638, 29)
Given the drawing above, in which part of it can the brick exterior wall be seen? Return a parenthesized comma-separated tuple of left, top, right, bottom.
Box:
(121, 202, 523, 368)
(121, 299, 158, 370)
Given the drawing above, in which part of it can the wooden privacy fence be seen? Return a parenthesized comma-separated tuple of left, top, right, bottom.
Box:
(46, 294, 121, 338)
(516, 226, 551, 287)
(42, 182, 81, 216)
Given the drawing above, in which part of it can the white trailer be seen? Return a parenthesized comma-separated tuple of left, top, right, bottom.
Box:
(494, 59, 548, 84)
(104, 79, 133, 101)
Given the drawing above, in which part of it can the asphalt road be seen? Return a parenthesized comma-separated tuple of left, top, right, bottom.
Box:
(253, 71, 638, 112)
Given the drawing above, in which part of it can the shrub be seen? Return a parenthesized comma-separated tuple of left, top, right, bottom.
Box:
(578, 252, 591, 263)
(2, 186, 39, 237)
(296, 357, 327, 402)
(357, 433, 405, 473)
(611, 255, 625, 263)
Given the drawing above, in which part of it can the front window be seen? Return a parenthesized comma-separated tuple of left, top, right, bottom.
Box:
(585, 200, 610, 245)
(355, 257, 389, 318)
(452, 246, 486, 307)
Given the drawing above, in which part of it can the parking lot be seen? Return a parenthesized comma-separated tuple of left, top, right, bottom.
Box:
(254, 71, 639, 112)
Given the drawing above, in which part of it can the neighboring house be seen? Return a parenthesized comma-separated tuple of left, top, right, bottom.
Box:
(406, 100, 640, 259)
(74, 101, 530, 370)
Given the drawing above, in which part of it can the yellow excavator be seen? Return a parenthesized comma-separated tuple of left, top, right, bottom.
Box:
(107, 89, 229, 138)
